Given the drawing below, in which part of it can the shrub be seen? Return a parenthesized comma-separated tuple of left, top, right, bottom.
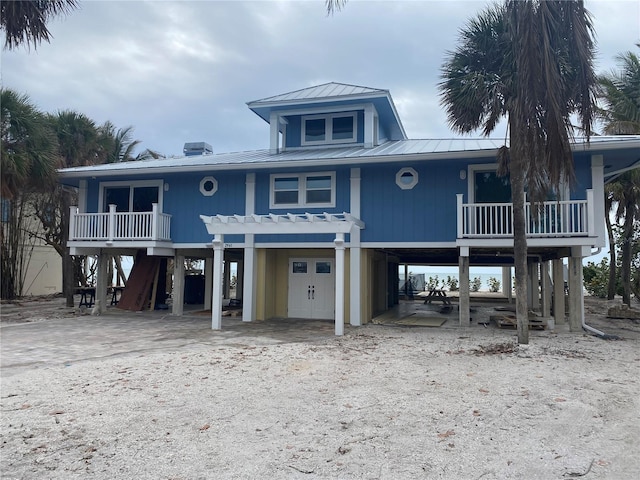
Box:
(583, 259, 609, 298)
(446, 275, 459, 292)
(470, 277, 482, 292)
(487, 277, 501, 293)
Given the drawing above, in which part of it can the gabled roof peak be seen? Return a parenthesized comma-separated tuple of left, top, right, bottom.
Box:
(248, 82, 388, 105)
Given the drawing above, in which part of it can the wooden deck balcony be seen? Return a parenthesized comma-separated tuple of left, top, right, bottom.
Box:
(456, 190, 595, 240)
(69, 203, 171, 243)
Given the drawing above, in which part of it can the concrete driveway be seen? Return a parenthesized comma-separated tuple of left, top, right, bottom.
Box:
(0, 307, 341, 377)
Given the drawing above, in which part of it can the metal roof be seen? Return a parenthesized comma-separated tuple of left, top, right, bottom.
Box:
(58, 136, 640, 179)
(247, 82, 388, 105)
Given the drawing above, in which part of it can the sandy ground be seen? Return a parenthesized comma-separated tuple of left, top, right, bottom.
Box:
(1, 296, 639, 479)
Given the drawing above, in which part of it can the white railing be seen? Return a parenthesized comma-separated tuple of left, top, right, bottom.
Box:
(69, 203, 171, 242)
(457, 190, 594, 238)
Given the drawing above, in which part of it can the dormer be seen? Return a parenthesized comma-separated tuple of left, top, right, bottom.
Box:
(247, 82, 407, 154)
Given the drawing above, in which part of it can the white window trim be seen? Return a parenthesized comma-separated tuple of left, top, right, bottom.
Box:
(301, 112, 357, 146)
(270, 172, 336, 209)
(396, 167, 419, 190)
(199, 176, 218, 196)
(98, 179, 164, 212)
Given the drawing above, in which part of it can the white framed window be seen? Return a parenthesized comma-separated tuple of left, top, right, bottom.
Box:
(99, 180, 163, 212)
(396, 167, 419, 190)
(270, 172, 336, 208)
(301, 112, 357, 146)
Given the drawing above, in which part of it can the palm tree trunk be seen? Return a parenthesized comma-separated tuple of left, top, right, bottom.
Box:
(605, 201, 617, 299)
(511, 149, 529, 344)
(621, 206, 634, 306)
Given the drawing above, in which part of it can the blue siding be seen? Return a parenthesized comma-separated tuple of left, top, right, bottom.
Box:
(360, 161, 468, 243)
(164, 172, 245, 244)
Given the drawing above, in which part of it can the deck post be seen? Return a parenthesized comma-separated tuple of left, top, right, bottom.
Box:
(502, 266, 513, 302)
(541, 261, 552, 318)
(172, 254, 185, 316)
(552, 258, 565, 324)
(586, 189, 595, 237)
(211, 234, 224, 330)
(151, 203, 158, 240)
(458, 247, 470, 326)
(567, 255, 584, 332)
(108, 204, 116, 243)
(456, 194, 464, 238)
(335, 233, 346, 336)
(69, 206, 77, 240)
(95, 251, 109, 314)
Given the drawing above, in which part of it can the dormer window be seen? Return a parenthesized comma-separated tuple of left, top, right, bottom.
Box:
(302, 113, 356, 146)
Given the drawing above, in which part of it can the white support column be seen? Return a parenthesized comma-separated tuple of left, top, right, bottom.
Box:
(541, 261, 551, 318)
(456, 194, 464, 238)
(172, 254, 185, 315)
(151, 203, 158, 240)
(212, 234, 225, 330)
(69, 206, 78, 240)
(458, 247, 470, 326)
(591, 155, 605, 246)
(204, 257, 213, 310)
(349, 168, 362, 326)
(335, 233, 346, 335)
(95, 251, 109, 314)
(568, 255, 584, 332)
(108, 204, 116, 243)
(242, 172, 256, 323)
(552, 258, 565, 325)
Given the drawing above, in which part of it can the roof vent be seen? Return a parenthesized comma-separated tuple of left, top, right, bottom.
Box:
(183, 142, 213, 156)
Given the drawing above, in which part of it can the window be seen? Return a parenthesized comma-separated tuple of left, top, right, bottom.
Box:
(302, 113, 357, 145)
(199, 176, 218, 196)
(100, 181, 162, 212)
(395, 167, 419, 190)
(270, 172, 335, 208)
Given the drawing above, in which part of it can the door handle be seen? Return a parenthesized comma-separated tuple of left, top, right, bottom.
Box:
(308, 286, 311, 299)
(312, 286, 315, 300)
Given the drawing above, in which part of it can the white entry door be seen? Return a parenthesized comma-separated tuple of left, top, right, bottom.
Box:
(288, 258, 335, 319)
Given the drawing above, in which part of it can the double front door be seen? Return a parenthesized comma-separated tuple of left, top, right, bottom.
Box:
(288, 258, 335, 319)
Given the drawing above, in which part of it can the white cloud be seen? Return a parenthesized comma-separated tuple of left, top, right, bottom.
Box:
(1, 0, 637, 157)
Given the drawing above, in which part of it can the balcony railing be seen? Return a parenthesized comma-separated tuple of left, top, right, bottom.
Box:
(69, 203, 171, 242)
(457, 190, 594, 239)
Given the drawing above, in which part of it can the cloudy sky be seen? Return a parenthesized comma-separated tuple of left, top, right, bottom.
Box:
(2, 0, 639, 158)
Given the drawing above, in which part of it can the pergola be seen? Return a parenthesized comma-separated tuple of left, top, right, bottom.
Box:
(200, 212, 365, 335)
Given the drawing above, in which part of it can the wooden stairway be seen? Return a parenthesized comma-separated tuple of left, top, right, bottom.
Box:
(117, 253, 161, 311)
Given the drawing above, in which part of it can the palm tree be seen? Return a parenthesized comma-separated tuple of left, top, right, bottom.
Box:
(598, 46, 640, 303)
(0, 89, 58, 299)
(98, 122, 162, 163)
(597, 46, 640, 135)
(440, 0, 596, 343)
(1, 0, 78, 50)
(0, 89, 58, 199)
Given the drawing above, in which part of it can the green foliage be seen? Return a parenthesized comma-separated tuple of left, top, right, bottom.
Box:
(487, 277, 501, 293)
(583, 259, 611, 298)
(471, 277, 482, 292)
(426, 275, 441, 291)
(446, 275, 459, 292)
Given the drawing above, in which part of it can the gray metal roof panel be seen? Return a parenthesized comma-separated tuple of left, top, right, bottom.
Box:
(58, 136, 640, 177)
(248, 82, 388, 105)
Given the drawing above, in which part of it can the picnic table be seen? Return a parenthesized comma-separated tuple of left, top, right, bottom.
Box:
(423, 288, 451, 305)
